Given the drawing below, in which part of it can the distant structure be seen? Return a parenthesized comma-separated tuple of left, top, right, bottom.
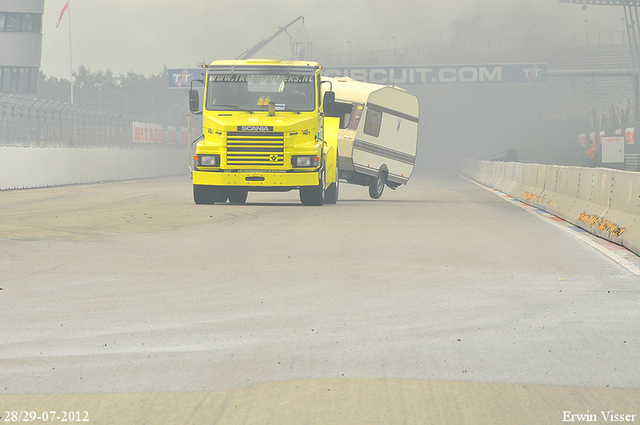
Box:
(559, 0, 640, 68)
(0, 0, 44, 94)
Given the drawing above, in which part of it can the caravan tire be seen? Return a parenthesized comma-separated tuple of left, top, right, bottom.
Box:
(369, 171, 386, 199)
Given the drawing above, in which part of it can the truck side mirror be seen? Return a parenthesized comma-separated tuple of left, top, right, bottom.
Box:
(323, 91, 335, 116)
(189, 90, 201, 114)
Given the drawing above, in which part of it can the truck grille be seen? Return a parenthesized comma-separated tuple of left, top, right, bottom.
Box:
(226, 131, 285, 166)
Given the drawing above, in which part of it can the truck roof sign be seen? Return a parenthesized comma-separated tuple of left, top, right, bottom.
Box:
(208, 65, 316, 76)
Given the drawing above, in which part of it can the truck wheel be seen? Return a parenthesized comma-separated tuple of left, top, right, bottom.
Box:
(228, 188, 248, 204)
(300, 166, 325, 206)
(325, 180, 339, 204)
(214, 187, 229, 203)
(193, 185, 215, 205)
(369, 171, 386, 199)
(324, 155, 339, 204)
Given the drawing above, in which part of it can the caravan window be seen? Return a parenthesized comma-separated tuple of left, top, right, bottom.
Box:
(363, 108, 382, 137)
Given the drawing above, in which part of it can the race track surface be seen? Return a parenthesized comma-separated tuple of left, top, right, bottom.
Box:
(1, 170, 638, 424)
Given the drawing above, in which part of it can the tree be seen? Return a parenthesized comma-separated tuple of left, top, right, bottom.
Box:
(37, 66, 189, 126)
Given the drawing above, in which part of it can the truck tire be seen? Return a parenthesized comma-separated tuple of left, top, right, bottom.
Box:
(214, 187, 229, 203)
(228, 188, 248, 204)
(369, 170, 386, 199)
(324, 180, 339, 204)
(324, 155, 339, 204)
(300, 166, 325, 206)
(193, 185, 215, 205)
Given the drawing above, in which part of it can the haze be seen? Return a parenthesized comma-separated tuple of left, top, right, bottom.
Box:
(41, 0, 624, 78)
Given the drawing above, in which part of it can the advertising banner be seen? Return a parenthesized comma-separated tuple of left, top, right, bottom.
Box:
(321, 64, 546, 85)
(133, 122, 190, 144)
(626, 127, 635, 145)
(133, 122, 162, 143)
(579, 133, 586, 147)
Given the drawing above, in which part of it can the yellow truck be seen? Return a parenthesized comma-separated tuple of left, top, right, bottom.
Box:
(189, 59, 339, 206)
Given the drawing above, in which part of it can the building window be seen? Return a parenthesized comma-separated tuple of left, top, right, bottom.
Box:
(363, 108, 382, 138)
(0, 13, 42, 33)
(5, 14, 21, 31)
(1, 67, 38, 94)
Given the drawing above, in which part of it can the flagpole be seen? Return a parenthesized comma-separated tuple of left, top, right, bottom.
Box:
(68, 0, 74, 105)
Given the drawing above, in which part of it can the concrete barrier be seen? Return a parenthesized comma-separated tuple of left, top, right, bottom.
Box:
(460, 159, 640, 258)
(485, 161, 503, 188)
(609, 171, 640, 252)
(0, 146, 189, 190)
(502, 162, 520, 195)
(507, 163, 527, 197)
(545, 166, 581, 221)
(513, 163, 547, 207)
(491, 162, 508, 192)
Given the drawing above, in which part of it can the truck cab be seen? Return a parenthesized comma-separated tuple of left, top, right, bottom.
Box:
(190, 59, 339, 206)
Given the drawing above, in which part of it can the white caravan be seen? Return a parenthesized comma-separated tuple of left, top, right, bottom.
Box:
(322, 77, 420, 198)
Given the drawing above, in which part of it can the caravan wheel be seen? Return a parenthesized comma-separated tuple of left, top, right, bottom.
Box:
(369, 171, 386, 199)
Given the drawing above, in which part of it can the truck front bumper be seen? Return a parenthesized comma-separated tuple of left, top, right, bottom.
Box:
(192, 170, 320, 188)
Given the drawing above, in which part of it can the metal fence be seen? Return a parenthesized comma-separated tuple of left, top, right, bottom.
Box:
(0, 94, 175, 148)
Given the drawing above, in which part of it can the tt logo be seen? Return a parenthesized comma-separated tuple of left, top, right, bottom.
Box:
(172, 70, 193, 87)
(523, 65, 543, 82)
(270, 155, 278, 162)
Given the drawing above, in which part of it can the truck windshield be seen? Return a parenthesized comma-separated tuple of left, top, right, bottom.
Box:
(206, 74, 315, 112)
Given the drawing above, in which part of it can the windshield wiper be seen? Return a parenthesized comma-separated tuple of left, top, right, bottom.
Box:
(274, 104, 301, 114)
(215, 105, 253, 114)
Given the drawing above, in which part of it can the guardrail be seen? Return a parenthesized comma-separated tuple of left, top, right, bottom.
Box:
(460, 159, 640, 257)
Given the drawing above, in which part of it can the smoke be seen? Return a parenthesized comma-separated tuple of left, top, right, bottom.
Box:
(42, 0, 625, 78)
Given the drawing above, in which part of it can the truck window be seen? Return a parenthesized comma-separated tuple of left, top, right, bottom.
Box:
(328, 101, 364, 130)
(348, 104, 364, 130)
(363, 108, 382, 138)
(330, 101, 354, 129)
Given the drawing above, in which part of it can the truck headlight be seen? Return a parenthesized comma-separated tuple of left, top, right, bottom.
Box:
(292, 155, 320, 167)
(198, 154, 220, 166)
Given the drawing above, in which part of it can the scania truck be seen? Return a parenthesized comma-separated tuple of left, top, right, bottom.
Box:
(189, 59, 339, 206)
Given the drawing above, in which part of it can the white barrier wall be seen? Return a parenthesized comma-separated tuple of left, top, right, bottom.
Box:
(460, 159, 640, 257)
(0, 146, 189, 190)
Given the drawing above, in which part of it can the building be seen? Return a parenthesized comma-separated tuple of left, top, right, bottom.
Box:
(0, 0, 44, 94)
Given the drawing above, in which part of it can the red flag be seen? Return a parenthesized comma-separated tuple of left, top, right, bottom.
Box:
(56, 1, 69, 29)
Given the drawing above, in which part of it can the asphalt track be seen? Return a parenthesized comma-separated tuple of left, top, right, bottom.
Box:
(1, 170, 639, 424)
